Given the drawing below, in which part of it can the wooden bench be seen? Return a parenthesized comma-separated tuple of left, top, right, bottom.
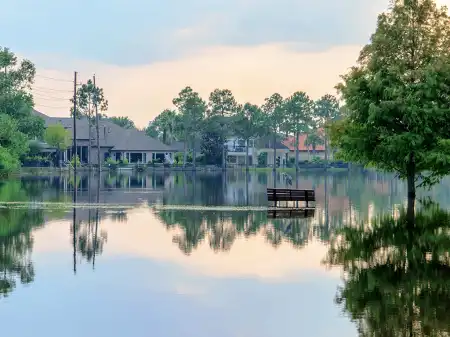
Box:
(267, 208, 315, 219)
(267, 188, 315, 208)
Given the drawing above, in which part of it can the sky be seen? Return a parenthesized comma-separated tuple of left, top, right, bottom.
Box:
(4, 0, 450, 127)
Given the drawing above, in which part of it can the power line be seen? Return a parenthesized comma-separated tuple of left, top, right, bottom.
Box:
(35, 74, 73, 82)
(35, 103, 70, 109)
(32, 85, 72, 93)
(33, 94, 71, 101)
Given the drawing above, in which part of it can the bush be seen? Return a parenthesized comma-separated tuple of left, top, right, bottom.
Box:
(106, 157, 118, 170)
(257, 152, 268, 167)
(119, 158, 129, 166)
(70, 155, 81, 167)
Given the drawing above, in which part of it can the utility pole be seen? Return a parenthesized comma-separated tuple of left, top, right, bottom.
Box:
(73, 71, 78, 173)
(93, 74, 101, 175)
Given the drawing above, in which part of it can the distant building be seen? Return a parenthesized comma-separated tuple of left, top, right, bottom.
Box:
(33, 110, 177, 164)
(282, 130, 326, 161)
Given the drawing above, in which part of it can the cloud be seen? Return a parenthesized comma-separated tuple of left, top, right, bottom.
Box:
(32, 43, 361, 127)
(2, 0, 390, 66)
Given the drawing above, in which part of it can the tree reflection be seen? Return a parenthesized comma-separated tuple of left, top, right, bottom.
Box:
(156, 209, 314, 254)
(71, 176, 108, 267)
(0, 181, 44, 297)
(325, 202, 450, 336)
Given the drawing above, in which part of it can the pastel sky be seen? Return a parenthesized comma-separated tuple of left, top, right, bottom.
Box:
(4, 0, 450, 127)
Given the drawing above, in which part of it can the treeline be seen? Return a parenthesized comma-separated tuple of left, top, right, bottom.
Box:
(145, 87, 345, 169)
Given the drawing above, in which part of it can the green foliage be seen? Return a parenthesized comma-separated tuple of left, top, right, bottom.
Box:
(146, 109, 179, 144)
(70, 79, 108, 120)
(173, 87, 206, 146)
(314, 94, 340, 127)
(325, 202, 450, 336)
(330, 0, 450, 189)
(119, 158, 129, 166)
(201, 131, 226, 165)
(305, 130, 324, 152)
(233, 103, 265, 142)
(284, 91, 313, 135)
(44, 124, 71, 151)
(261, 93, 284, 138)
(257, 152, 268, 167)
(108, 116, 135, 129)
(70, 155, 80, 167)
(0, 47, 44, 173)
(28, 140, 43, 156)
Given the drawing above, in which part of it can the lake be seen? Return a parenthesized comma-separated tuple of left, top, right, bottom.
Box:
(1, 169, 449, 337)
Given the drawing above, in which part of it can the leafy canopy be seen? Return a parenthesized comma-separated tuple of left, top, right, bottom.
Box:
(108, 116, 135, 129)
(44, 123, 71, 151)
(330, 0, 450, 186)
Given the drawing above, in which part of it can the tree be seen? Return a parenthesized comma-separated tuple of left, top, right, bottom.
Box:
(147, 109, 178, 144)
(70, 79, 108, 167)
(200, 128, 226, 165)
(314, 94, 340, 162)
(0, 114, 28, 173)
(172, 87, 206, 169)
(329, 0, 450, 224)
(284, 91, 313, 171)
(233, 103, 265, 170)
(0, 47, 45, 173)
(108, 116, 135, 129)
(304, 130, 324, 159)
(44, 123, 71, 167)
(208, 89, 238, 170)
(262, 93, 284, 171)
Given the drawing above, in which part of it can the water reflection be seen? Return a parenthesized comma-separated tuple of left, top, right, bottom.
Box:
(4, 170, 450, 336)
(0, 181, 45, 297)
(325, 201, 450, 336)
(156, 209, 315, 254)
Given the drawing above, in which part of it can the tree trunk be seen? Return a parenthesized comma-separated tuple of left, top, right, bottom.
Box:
(272, 134, 277, 172)
(96, 108, 100, 175)
(193, 139, 196, 170)
(183, 134, 188, 169)
(295, 132, 299, 173)
(245, 139, 249, 171)
(406, 158, 416, 227)
(222, 144, 226, 171)
(324, 132, 328, 164)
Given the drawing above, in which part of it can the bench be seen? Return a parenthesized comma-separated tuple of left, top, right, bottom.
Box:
(267, 188, 315, 208)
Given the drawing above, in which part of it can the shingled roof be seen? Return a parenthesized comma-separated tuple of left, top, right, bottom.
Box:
(33, 110, 176, 152)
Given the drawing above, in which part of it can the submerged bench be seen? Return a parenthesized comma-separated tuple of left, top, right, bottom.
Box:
(267, 188, 316, 208)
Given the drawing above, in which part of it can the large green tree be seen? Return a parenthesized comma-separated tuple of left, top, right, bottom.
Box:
(284, 91, 313, 171)
(329, 0, 450, 224)
(146, 109, 179, 145)
(208, 89, 238, 170)
(233, 103, 265, 170)
(262, 93, 285, 171)
(44, 123, 71, 167)
(172, 87, 206, 168)
(0, 47, 45, 173)
(70, 79, 108, 167)
(314, 94, 340, 162)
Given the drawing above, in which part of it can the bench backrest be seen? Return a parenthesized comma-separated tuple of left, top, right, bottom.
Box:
(267, 188, 315, 201)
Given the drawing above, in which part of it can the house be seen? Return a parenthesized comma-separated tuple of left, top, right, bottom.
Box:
(225, 137, 256, 166)
(33, 110, 177, 164)
(255, 137, 290, 167)
(282, 131, 326, 162)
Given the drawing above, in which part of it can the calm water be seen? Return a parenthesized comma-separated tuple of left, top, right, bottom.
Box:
(1, 169, 450, 337)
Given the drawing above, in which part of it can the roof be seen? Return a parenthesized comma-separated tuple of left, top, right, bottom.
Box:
(257, 137, 290, 150)
(282, 129, 325, 152)
(33, 110, 175, 152)
(171, 141, 201, 152)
